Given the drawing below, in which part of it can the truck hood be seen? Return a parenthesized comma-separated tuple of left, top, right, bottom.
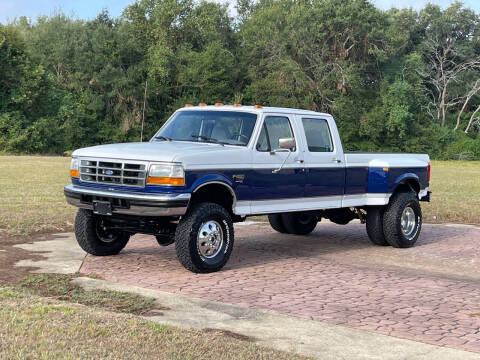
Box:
(72, 141, 246, 164)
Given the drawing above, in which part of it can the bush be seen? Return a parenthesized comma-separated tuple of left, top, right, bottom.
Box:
(439, 132, 480, 160)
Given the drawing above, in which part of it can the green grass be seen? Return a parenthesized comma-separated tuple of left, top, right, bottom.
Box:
(422, 160, 480, 224)
(0, 156, 478, 236)
(0, 289, 310, 360)
(0, 155, 74, 235)
(18, 274, 161, 315)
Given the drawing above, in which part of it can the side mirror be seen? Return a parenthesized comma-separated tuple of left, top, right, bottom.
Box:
(278, 137, 295, 150)
(272, 137, 295, 174)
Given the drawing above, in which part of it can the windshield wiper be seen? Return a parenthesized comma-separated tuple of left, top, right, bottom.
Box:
(154, 135, 172, 141)
(191, 134, 224, 146)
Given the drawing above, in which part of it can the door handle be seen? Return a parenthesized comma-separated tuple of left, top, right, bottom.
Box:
(332, 158, 342, 163)
(295, 159, 304, 163)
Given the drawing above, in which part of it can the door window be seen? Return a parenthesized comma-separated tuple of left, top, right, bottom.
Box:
(256, 116, 294, 152)
(302, 118, 333, 152)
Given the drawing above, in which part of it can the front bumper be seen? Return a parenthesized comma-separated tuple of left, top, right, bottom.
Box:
(64, 184, 190, 216)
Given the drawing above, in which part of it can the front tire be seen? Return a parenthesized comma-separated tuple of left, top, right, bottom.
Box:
(175, 203, 234, 273)
(281, 212, 318, 235)
(383, 191, 422, 248)
(74, 209, 130, 256)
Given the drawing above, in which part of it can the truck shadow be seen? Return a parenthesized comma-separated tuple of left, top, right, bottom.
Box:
(225, 222, 472, 271)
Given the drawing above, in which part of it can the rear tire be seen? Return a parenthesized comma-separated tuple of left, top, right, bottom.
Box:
(175, 203, 234, 273)
(383, 191, 422, 248)
(74, 209, 130, 256)
(281, 212, 318, 235)
(268, 214, 288, 233)
(366, 206, 389, 246)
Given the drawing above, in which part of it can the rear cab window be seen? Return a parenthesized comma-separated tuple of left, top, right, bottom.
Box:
(301, 118, 333, 152)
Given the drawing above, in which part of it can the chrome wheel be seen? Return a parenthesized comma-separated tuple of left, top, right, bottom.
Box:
(401, 206, 417, 240)
(197, 220, 224, 258)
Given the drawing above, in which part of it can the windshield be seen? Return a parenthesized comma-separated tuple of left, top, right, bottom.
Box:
(154, 110, 258, 146)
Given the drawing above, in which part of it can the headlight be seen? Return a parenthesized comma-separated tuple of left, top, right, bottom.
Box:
(147, 164, 185, 186)
(70, 158, 79, 178)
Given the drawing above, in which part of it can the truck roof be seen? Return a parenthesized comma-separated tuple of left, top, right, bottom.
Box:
(177, 105, 331, 117)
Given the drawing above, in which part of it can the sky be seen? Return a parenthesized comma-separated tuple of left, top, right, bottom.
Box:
(0, 0, 479, 24)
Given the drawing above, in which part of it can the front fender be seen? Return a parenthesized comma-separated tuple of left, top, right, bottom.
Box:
(188, 173, 235, 194)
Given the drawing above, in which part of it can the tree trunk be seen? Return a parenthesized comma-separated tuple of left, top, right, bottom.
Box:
(440, 86, 447, 126)
(455, 97, 470, 131)
(465, 104, 480, 133)
(455, 79, 480, 131)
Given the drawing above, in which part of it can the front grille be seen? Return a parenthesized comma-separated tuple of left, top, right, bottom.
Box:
(79, 159, 147, 187)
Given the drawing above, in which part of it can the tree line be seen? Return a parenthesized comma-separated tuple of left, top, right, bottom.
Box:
(1, 0, 479, 159)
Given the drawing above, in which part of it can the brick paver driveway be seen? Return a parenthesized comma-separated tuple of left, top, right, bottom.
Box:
(81, 222, 480, 353)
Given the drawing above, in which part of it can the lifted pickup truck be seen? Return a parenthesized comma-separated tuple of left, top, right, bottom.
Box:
(65, 105, 431, 273)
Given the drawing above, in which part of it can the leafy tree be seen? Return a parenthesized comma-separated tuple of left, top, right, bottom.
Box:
(0, 0, 479, 158)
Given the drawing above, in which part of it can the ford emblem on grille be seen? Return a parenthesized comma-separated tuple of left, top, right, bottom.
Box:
(104, 169, 114, 175)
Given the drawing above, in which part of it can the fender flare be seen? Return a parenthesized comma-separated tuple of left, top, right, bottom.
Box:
(392, 173, 420, 194)
(190, 175, 238, 210)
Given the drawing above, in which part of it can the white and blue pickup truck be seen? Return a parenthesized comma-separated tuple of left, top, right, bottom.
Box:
(65, 105, 431, 273)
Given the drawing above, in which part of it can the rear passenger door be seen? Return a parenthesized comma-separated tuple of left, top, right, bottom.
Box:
(299, 116, 345, 208)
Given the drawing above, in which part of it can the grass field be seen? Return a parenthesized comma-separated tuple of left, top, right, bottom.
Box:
(0, 156, 74, 235)
(0, 288, 308, 360)
(0, 156, 479, 235)
(422, 161, 480, 224)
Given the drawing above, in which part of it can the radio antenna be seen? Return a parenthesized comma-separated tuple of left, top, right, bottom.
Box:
(140, 80, 147, 142)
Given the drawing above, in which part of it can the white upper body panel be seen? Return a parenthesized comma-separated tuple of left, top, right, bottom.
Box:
(73, 105, 429, 170)
(345, 153, 430, 168)
(72, 141, 249, 165)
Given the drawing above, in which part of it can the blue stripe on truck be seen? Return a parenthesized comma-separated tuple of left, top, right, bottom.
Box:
(73, 165, 428, 201)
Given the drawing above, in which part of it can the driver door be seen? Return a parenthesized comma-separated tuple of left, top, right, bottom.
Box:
(249, 114, 306, 214)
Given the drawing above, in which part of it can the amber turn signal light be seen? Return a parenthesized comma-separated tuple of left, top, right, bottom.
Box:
(70, 169, 79, 178)
(147, 176, 185, 186)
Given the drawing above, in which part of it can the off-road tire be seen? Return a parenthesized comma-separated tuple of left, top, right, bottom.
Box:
(366, 206, 389, 246)
(268, 214, 288, 233)
(175, 203, 234, 273)
(281, 212, 318, 235)
(74, 209, 130, 256)
(383, 191, 422, 248)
